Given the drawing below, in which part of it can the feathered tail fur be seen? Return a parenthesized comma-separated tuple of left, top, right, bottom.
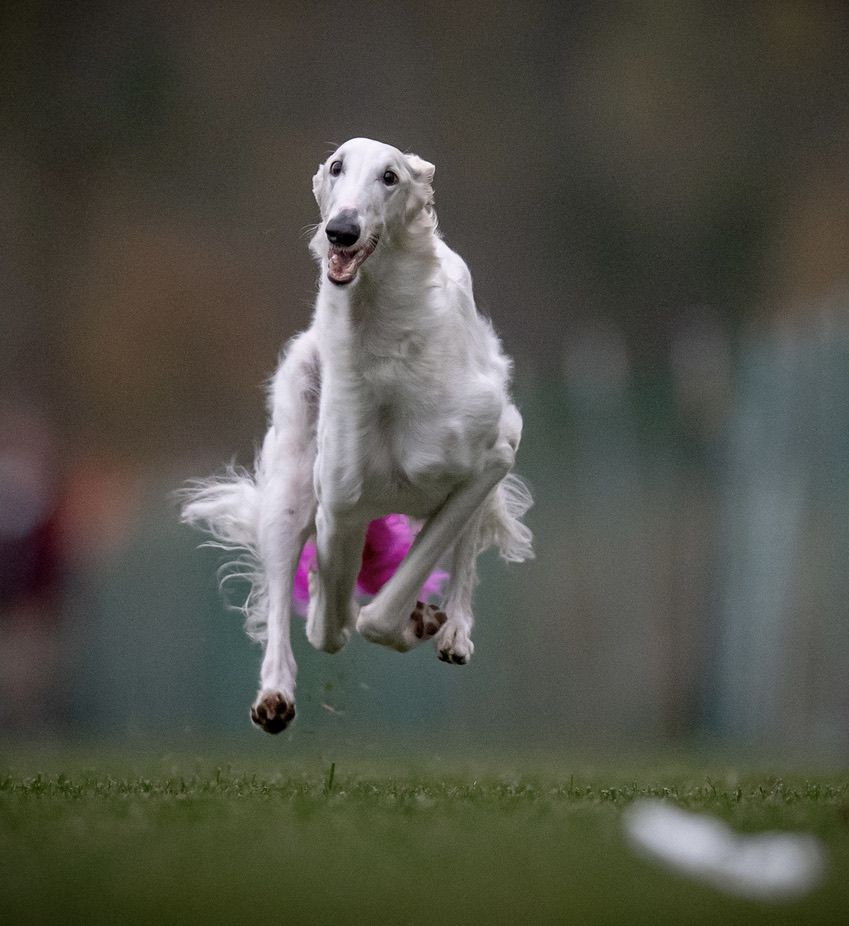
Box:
(179, 466, 269, 641)
(480, 472, 535, 562)
(181, 461, 532, 642)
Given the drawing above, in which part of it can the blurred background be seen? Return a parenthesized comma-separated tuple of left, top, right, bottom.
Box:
(2, 0, 848, 754)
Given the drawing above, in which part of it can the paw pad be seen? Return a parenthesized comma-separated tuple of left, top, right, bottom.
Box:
(250, 691, 295, 734)
(411, 602, 447, 639)
(437, 648, 469, 665)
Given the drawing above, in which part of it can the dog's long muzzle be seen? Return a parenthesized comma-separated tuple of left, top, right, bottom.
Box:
(325, 210, 378, 285)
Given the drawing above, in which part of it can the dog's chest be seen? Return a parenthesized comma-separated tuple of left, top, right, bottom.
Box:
(317, 302, 504, 514)
(356, 361, 499, 491)
(358, 409, 464, 518)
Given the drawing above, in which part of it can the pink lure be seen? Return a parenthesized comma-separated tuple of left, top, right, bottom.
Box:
(293, 513, 448, 616)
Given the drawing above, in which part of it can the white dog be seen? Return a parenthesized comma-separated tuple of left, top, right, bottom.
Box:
(181, 138, 533, 733)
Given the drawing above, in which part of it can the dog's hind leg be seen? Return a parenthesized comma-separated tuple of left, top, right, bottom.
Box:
(356, 442, 514, 652)
(437, 457, 534, 665)
(250, 333, 319, 734)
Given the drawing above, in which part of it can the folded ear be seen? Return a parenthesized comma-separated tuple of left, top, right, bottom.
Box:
(404, 153, 435, 222)
(312, 163, 329, 214)
(404, 153, 435, 186)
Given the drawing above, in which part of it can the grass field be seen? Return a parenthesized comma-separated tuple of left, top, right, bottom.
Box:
(1, 750, 848, 924)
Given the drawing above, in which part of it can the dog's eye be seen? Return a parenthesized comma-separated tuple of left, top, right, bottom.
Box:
(329, 160, 342, 177)
(382, 169, 399, 186)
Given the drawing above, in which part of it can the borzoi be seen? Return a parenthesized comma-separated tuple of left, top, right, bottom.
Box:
(181, 137, 533, 733)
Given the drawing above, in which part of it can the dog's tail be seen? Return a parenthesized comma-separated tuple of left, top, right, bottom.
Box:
(179, 466, 268, 641)
(180, 466, 259, 548)
(179, 472, 450, 639)
(480, 472, 535, 562)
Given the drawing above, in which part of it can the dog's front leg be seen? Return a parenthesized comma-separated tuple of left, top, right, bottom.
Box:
(306, 505, 366, 653)
(251, 436, 317, 734)
(357, 443, 514, 652)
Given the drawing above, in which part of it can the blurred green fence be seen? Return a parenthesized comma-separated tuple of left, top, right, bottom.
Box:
(51, 307, 849, 753)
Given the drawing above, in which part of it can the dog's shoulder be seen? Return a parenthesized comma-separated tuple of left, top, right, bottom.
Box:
(435, 238, 473, 294)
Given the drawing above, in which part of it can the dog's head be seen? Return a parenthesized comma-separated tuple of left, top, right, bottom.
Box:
(310, 138, 435, 286)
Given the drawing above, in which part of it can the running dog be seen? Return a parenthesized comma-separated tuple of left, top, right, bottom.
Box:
(181, 138, 533, 733)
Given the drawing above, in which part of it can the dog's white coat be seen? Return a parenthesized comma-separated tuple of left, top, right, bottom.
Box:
(182, 138, 532, 731)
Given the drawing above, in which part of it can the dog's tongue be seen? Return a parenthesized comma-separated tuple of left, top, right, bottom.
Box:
(328, 249, 359, 284)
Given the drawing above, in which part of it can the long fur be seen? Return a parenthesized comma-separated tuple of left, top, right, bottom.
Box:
(179, 466, 269, 641)
(181, 465, 532, 640)
(181, 137, 533, 730)
(483, 473, 535, 563)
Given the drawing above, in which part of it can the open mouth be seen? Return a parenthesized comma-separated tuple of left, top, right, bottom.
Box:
(327, 237, 378, 285)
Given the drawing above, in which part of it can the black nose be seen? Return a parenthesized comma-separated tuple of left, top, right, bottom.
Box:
(325, 211, 360, 247)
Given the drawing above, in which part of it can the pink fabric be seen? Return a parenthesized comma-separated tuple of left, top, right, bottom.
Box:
(293, 514, 448, 617)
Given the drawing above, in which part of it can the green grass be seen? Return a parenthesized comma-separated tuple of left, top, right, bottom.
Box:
(1, 753, 849, 924)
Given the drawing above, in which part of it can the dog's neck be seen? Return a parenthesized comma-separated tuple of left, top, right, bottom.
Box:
(316, 215, 441, 347)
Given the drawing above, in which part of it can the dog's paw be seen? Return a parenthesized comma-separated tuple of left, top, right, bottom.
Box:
(305, 575, 356, 653)
(357, 601, 447, 652)
(305, 619, 352, 654)
(437, 622, 474, 665)
(250, 690, 295, 734)
(412, 601, 448, 641)
(305, 593, 355, 654)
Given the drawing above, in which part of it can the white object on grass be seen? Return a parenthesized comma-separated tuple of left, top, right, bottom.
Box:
(623, 799, 826, 900)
